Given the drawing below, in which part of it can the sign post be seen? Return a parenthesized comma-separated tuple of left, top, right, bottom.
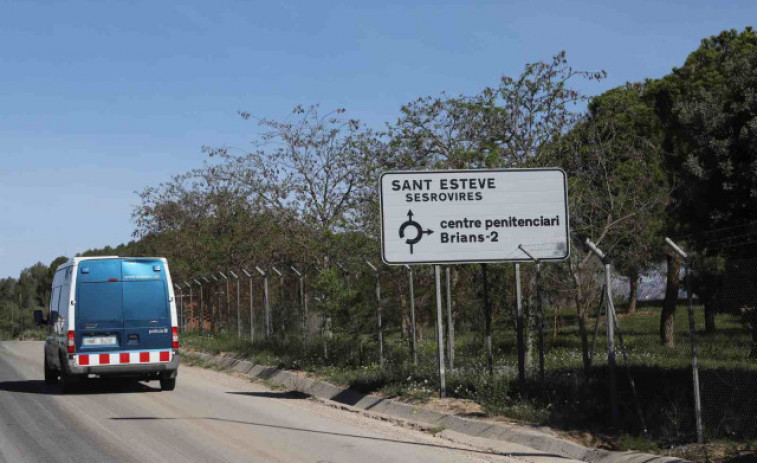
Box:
(405, 264, 417, 365)
(380, 168, 569, 397)
(519, 244, 545, 387)
(434, 265, 446, 398)
(445, 267, 454, 370)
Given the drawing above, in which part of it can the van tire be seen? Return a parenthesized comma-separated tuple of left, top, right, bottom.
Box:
(44, 356, 58, 386)
(159, 377, 176, 391)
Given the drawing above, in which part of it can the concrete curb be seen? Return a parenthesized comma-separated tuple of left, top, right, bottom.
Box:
(181, 350, 689, 463)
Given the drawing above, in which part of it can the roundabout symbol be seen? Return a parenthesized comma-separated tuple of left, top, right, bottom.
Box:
(399, 210, 434, 254)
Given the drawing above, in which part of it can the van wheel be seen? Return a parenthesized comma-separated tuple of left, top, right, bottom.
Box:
(159, 377, 176, 391)
(44, 357, 58, 386)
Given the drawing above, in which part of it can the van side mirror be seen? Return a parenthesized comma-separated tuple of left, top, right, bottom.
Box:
(33, 310, 45, 326)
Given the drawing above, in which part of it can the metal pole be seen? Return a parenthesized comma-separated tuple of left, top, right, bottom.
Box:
(256, 267, 270, 338)
(242, 269, 254, 342)
(482, 263, 493, 383)
(219, 272, 230, 332)
(445, 266, 454, 370)
(272, 267, 283, 337)
(536, 262, 545, 386)
(604, 261, 619, 425)
(207, 275, 217, 335)
(665, 237, 704, 443)
(230, 271, 240, 337)
(519, 245, 545, 387)
(515, 263, 525, 387)
(200, 277, 213, 336)
(366, 261, 383, 369)
(406, 265, 417, 365)
(583, 238, 619, 425)
(186, 282, 193, 333)
(434, 265, 446, 398)
(196, 279, 204, 335)
(291, 266, 305, 347)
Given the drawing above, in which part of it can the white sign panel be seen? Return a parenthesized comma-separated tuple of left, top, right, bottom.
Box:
(380, 169, 569, 265)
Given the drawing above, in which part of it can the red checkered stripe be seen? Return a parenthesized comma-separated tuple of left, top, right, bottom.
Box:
(76, 350, 174, 367)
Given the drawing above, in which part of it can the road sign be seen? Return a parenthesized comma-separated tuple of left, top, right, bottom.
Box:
(379, 168, 569, 265)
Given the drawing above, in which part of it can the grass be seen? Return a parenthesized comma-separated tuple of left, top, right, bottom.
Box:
(180, 304, 755, 461)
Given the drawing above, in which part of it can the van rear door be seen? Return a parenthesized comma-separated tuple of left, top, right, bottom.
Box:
(122, 259, 171, 350)
(75, 259, 124, 352)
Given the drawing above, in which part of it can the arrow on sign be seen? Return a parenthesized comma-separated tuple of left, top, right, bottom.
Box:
(399, 210, 433, 254)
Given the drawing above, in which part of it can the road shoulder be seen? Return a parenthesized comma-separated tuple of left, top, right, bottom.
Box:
(181, 349, 689, 463)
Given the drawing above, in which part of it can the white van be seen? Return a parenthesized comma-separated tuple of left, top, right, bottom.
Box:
(37, 256, 180, 392)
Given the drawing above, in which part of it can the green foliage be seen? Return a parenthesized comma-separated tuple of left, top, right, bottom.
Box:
(649, 27, 757, 257)
(389, 51, 605, 171)
(0, 255, 67, 339)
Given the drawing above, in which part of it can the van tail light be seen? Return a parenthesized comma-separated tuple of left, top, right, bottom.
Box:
(171, 327, 179, 349)
(67, 331, 75, 354)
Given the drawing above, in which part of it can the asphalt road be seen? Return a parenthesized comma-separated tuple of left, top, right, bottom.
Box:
(0, 341, 536, 463)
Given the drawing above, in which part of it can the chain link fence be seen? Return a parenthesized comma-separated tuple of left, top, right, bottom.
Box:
(173, 245, 756, 451)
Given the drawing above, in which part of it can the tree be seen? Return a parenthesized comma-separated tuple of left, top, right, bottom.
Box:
(389, 52, 606, 373)
(207, 105, 379, 239)
(584, 83, 668, 315)
(649, 27, 757, 335)
(545, 81, 669, 368)
(389, 51, 605, 171)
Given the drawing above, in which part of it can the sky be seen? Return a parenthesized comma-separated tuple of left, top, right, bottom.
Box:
(1, 0, 755, 278)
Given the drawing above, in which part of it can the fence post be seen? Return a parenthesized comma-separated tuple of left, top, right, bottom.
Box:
(185, 282, 193, 333)
(665, 237, 704, 444)
(291, 266, 305, 347)
(197, 278, 207, 335)
(272, 267, 284, 337)
(242, 269, 254, 342)
(583, 238, 619, 425)
(256, 267, 270, 338)
(405, 265, 417, 365)
(366, 260, 383, 369)
(209, 275, 219, 334)
(219, 272, 230, 332)
(229, 271, 240, 337)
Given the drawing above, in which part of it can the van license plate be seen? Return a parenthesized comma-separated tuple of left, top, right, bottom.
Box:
(82, 336, 117, 347)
